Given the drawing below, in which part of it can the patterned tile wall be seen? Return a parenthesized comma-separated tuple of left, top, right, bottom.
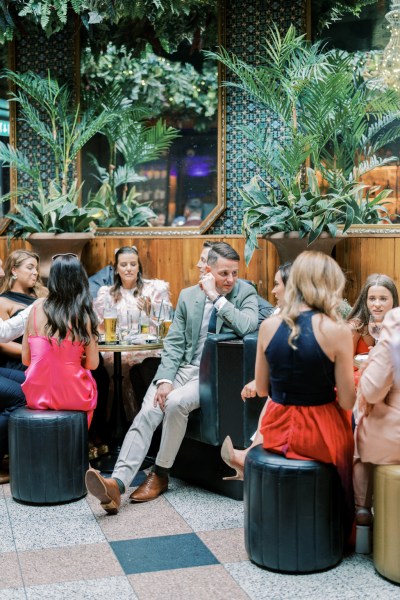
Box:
(210, 0, 307, 234)
(14, 20, 77, 193)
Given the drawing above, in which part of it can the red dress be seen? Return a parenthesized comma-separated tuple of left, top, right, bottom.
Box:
(22, 309, 97, 427)
(354, 337, 369, 387)
(260, 311, 354, 526)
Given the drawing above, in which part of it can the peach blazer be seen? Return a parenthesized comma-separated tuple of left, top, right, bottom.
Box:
(356, 307, 400, 464)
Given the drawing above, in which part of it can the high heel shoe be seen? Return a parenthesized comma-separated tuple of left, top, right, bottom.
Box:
(221, 436, 244, 481)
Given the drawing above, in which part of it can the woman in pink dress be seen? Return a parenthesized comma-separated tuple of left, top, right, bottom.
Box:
(21, 254, 99, 426)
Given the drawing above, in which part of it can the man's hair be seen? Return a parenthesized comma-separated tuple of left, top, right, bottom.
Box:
(203, 241, 214, 249)
(207, 242, 240, 265)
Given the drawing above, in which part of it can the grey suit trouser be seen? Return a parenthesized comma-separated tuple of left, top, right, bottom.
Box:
(112, 364, 200, 488)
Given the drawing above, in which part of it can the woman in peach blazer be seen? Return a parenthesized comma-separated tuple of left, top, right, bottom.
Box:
(354, 307, 400, 527)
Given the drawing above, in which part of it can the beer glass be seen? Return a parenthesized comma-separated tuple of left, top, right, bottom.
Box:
(104, 304, 118, 343)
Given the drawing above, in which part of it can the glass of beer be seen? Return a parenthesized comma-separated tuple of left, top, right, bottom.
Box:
(161, 307, 174, 338)
(104, 304, 118, 344)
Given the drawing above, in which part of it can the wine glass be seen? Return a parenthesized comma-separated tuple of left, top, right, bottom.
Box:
(150, 302, 166, 341)
(368, 314, 383, 345)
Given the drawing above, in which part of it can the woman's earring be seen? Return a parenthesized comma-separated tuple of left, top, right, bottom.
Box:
(11, 274, 17, 280)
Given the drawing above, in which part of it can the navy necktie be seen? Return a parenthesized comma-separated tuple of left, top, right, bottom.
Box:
(208, 306, 217, 334)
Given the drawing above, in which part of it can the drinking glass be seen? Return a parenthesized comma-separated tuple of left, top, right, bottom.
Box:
(104, 304, 118, 343)
(127, 308, 141, 339)
(368, 314, 383, 344)
(117, 308, 129, 343)
(150, 302, 167, 341)
(160, 306, 174, 338)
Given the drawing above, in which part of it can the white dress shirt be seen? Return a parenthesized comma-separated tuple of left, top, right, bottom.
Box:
(0, 304, 32, 342)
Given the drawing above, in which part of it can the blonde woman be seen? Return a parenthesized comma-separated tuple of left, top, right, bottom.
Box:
(0, 250, 46, 370)
(256, 251, 356, 536)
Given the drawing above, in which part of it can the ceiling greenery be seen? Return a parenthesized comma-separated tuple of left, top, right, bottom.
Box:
(312, 0, 383, 34)
(0, 0, 216, 44)
(0, 1, 383, 46)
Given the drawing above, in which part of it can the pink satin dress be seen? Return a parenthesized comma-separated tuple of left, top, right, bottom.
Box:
(22, 309, 97, 427)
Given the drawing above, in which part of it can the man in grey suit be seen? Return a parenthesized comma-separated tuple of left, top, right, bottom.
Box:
(86, 242, 259, 513)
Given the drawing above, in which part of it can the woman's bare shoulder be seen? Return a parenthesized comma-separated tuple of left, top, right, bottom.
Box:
(318, 314, 352, 336)
(260, 314, 281, 331)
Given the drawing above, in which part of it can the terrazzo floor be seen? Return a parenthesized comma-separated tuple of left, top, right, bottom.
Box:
(1, 470, 398, 600)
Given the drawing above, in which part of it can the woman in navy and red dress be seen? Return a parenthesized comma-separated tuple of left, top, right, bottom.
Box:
(256, 251, 356, 537)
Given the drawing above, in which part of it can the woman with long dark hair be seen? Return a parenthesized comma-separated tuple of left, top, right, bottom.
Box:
(347, 274, 398, 355)
(21, 254, 99, 425)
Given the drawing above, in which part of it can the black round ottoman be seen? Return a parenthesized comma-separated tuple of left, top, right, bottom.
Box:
(9, 408, 88, 504)
(244, 446, 344, 573)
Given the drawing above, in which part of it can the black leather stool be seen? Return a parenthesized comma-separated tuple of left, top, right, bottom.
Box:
(244, 446, 344, 573)
(9, 408, 88, 504)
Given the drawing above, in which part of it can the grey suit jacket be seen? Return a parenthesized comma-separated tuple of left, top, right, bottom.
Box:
(154, 279, 259, 383)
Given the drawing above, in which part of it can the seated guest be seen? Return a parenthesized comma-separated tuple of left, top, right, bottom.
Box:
(0, 259, 38, 484)
(93, 246, 171, 420)
(256, 251, 356, 537)
(86, 242, 259, 513)
(21, 254, 98, 426)
(353, 307, 400, 538)
(221, 261, 292, 480)
(129, 241, 215, 408)
(347, 274, 398, 356)
(130, 240, 275, 411)
(0, 250, 46, 370)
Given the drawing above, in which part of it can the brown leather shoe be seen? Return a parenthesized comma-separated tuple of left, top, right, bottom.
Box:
(85, 468, 121, 514)
(130, 472, 168, 502)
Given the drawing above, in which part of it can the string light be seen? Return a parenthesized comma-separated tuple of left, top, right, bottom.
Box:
(382, 1, 400, 91)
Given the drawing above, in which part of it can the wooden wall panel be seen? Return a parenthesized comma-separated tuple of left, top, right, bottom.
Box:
(336, 236, 400, 305)
(3, 234, 400, 307)
(80, 236, 279, 305)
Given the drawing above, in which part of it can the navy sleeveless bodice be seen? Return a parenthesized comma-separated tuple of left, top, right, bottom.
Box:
(266, 310, 335, 406)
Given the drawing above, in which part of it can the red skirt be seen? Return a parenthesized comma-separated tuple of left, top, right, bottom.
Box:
(261, 399, 354, 528)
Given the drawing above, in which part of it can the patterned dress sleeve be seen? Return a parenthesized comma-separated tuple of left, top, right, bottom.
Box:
(143, 279, 171, 305)
(93, 286, 112, 324)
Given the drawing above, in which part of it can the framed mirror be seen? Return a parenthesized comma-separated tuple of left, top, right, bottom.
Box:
(80, 1, 225, 237)
(310, 0, 400, 233)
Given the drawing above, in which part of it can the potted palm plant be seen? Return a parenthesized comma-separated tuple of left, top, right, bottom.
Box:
(211, 25, 400, 264)
(0, 69, 122, 276)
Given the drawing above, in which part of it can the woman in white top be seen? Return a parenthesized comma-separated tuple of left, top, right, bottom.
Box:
(94, 246, 171, 420)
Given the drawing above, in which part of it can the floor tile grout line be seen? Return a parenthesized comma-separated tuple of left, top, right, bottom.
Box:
(83, 495, 114, 543)
(221, 562, 253, 599)
(4, 495, 29, 599)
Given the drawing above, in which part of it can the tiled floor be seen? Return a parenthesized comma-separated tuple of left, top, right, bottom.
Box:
(1, 471, 399, 600)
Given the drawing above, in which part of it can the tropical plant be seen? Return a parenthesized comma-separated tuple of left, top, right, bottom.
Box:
(211, 25, 400, 263)
(87, 104, 180, 227)
(0, 69, 119, 236)
(241, 169, 393, 265)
